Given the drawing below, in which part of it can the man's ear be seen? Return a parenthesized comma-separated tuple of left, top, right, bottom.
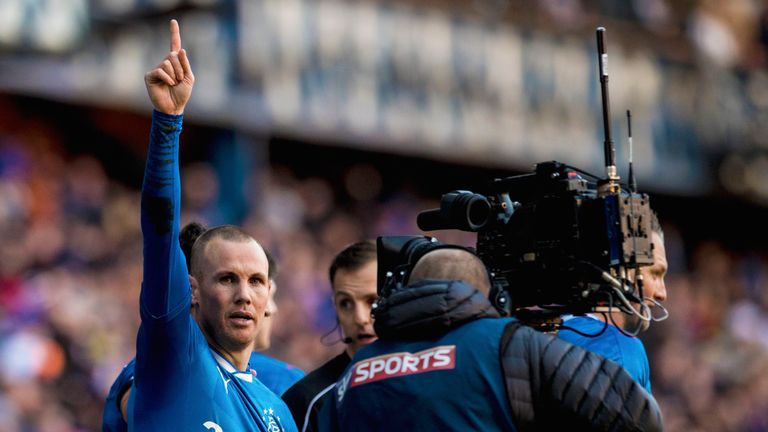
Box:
(190, 274, 200, 306)
(265, 279, 277, 317)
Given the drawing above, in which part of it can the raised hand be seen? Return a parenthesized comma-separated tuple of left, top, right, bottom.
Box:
(144, 19, 194, 115)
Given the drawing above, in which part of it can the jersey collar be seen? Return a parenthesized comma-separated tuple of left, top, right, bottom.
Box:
(210, 349, 254, 383)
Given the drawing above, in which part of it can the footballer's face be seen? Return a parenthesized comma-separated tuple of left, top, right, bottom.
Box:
(641, 231, 668, 306)
(191, 238, 271, 356)
(624, 231, 668, 333)
(332, 260, 378, 357)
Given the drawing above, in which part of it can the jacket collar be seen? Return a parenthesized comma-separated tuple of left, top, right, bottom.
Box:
(373, 279, 500, 340)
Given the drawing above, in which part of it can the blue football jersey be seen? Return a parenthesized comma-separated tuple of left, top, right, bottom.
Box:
(104, 353, 303, 432)
(250, 353, 305, 396)
(103, 360, 135, 432)
(558, 315, 652, 393)
(130, 111, 297, 432)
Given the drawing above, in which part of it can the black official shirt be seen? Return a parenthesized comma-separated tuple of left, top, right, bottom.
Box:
(282, 351, 350, 432)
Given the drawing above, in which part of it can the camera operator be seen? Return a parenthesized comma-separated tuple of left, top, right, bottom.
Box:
(320, 246, 663, 431)
(559, 213, 667, 392)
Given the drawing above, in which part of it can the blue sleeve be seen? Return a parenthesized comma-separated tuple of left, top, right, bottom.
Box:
(135, 111, 195, 402)
(139, 110, 190, 321)
(102, 359, 136, 432)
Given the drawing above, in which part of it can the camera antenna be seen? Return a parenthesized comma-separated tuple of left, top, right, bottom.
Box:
(625, 108, 641, 300)
(627, 110, 637, 193)
(596, 27, 619, 190)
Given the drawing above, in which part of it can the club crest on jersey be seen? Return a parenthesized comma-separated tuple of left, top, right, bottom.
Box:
(350, 345, 456, 388)
(203, 421, 223, 432)
(261, 407, 283, 432)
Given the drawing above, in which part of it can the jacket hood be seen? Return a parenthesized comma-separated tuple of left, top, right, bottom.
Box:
(373, 279, 501, 340)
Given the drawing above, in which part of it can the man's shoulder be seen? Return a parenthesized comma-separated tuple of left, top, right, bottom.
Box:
(103, 359, 137, 432)
(560, 316, 620, 340)
(108, 359, 137, 393)
(448, 316, 518, 343)
(251, 353, 305, 377)
(282, 352, 349, 404)
(106, 359, 137, 405)
(561, 315, 607, 332)
(249, 352, 305, 395)
(558, 315, 650, 383)
(563, 316, 646, 349)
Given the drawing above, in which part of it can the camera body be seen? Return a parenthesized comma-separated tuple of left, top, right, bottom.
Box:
(376, 235, 463, 298)
(380, 161, 655, 318)
(379, 29, 661, 321)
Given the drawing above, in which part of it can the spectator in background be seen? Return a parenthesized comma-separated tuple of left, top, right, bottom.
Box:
(282, 241, 377, 432)
(559, 212, 668, 392)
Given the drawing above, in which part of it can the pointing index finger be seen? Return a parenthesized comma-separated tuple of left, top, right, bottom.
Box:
(170, 19, 181, 52)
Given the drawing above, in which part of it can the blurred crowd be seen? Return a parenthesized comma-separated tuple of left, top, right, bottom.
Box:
(508, 0, 768, 70)
(0, 96, 766, 432)
(0, 95, 477, 431)
(646, 241, 768, 432)
(2, 1, 768, 430)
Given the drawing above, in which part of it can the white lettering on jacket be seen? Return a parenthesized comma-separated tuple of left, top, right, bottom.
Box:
(351, 345, 456, 387)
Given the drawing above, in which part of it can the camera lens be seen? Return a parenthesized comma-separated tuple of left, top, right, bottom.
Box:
(464, 195, 491, 229)
(447, 192, 491, 231)
(416, 191, 491, 232)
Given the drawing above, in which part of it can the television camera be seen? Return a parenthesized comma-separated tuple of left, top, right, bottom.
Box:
(377, 28, 666, 332)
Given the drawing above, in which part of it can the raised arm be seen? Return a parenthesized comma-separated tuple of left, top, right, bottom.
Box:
(144, 19, 194, 116)
(140, 19, 195, 321)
